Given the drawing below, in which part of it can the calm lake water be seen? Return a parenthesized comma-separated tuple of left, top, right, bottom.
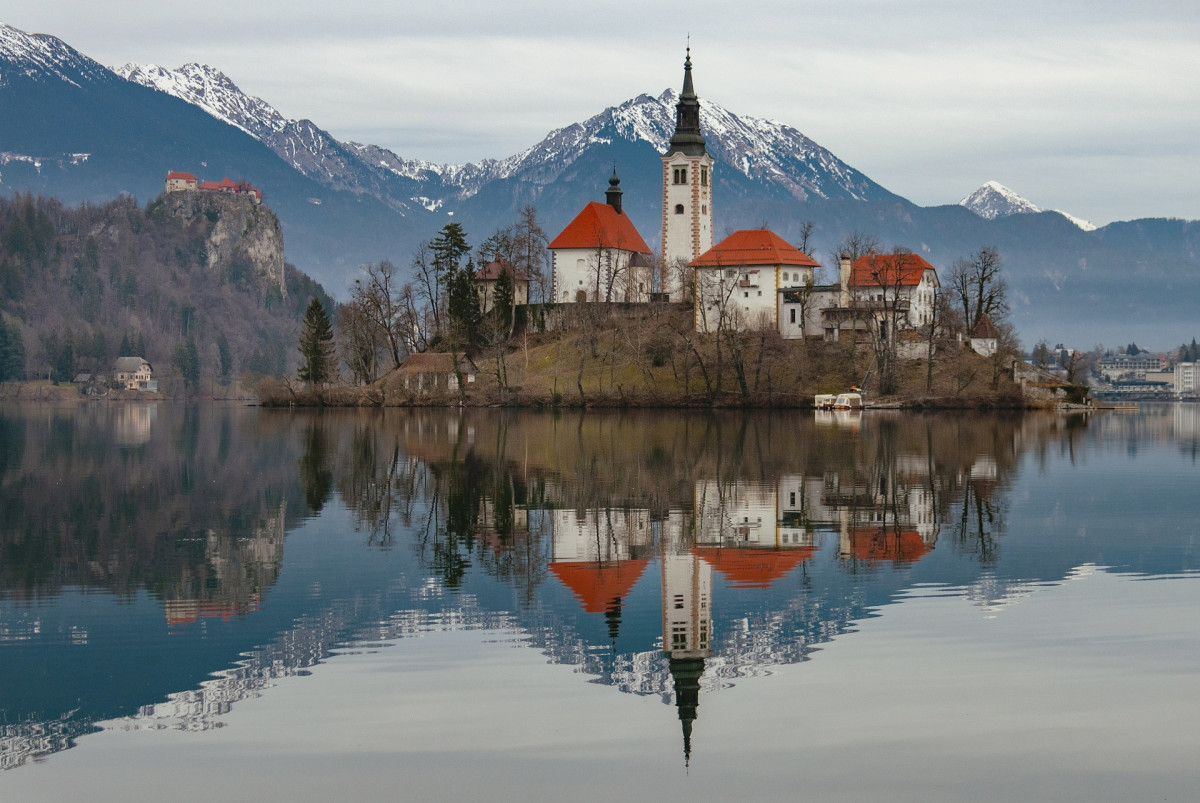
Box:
(1, 403, 1198, 801)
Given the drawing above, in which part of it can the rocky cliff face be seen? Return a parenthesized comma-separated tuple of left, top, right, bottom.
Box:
(159, 190, 286, 299)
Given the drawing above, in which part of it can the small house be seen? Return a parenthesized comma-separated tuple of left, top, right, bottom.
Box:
(394, 353, 479, 395)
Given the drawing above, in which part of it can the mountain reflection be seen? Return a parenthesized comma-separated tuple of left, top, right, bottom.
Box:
(3, 405, 1195, 769)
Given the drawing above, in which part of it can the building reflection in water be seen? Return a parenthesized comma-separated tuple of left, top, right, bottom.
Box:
(3, 407, 1046, 770)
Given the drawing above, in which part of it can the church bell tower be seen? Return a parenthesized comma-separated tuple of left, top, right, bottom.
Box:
(661, 46, 714, 300)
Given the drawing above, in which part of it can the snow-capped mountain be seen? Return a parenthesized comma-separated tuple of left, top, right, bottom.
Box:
(0, 22, 113, 86)
(114, 61, 426, 212)
(115, 60, 892, 218)
(8, 20, 1200, 346)
(960, 181, 1043, 219)
(960, 180, 1096, 231)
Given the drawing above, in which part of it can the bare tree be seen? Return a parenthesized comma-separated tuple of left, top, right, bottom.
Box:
(338, 299, 383, 384)
(352, 260, 409, 371)
(947, 246, 1008, 332)
(410, 243, 443, 337)
(854, 247, 912, 395)
(511, 205, 550, 304)
(830, 230, 880, 269)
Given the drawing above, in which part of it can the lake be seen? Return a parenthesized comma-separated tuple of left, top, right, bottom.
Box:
(1, 403, 1198, 801)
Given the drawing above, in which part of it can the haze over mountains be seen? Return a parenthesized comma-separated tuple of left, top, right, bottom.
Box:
(2, 21, 1197, 347)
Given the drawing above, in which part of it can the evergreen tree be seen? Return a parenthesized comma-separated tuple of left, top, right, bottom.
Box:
(217, 332, 233, 382)
(298, 296, 336, 385)
(446, 260, 482, 350)
(172, 337, 200, 390)
(119, 332, 132, 357)
(431, 222, 470, 336)
(0, 319, 25, 381)
(493, 262, 515, 336)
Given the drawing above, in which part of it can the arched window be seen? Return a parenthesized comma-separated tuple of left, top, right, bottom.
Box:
(700, 166, 708, 186)
(674, 204, 684, 215)
(673, 167, 687, 184)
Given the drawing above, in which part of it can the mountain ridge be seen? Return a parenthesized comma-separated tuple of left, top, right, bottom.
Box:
(3, 21, 1198, 347)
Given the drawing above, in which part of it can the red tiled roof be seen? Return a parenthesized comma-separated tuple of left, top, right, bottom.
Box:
(166, 170, 197, 181)
(690, 229, 820, 268)
(693, 545, 815, 589)
(548, 202, 652, 254)
(475, 258, 531, 282)
(198, 181, 220, 190)
(970, 313, 1000, 339)
(549, 559, 650, 612)
(849, 253, 936, 288)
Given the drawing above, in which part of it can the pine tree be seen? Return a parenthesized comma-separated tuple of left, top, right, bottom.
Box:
(0, 319, 25, 381)
(217, 332, 233, 382)
(493, 262, 515, 336)
(446, 261, 482, 351)
(172, 337, 200, 390)
(298, 296, 336, 385)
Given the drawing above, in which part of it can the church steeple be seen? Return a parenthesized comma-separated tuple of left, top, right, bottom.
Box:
(667, 46, 707, 157)
(605, 165, 624, 214)
(660, 43, 715, 298)
(669, 655, 706, 767)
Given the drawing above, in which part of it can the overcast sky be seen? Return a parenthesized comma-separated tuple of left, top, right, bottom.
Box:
(6, 1, 1199, 225)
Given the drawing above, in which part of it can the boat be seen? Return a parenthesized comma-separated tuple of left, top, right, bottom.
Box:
(833, 392, 863, 410)
(814, 394, 836, 410)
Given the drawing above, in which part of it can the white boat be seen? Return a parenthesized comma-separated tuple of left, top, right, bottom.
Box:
(833, 392, 863, 410)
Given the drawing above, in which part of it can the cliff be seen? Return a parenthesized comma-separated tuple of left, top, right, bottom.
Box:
(156, 190, 286, 299)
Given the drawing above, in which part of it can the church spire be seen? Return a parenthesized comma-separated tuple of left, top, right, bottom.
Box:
(605, 164, 624, 214)
(667, 46, 707, 157)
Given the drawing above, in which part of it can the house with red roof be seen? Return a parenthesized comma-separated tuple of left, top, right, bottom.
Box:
(690, 228, 821, 332)
(969, 313, 1001, 356)
(548, 169, 654, 303)
(814, 252, 941, 342)
(164, 171, 198, 192)
(473, 257, 530, 313)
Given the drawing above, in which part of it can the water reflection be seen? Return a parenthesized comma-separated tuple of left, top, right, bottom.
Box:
(1, 404, 1197, 771)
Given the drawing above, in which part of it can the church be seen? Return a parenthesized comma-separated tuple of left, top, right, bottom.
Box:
(549, 48, 713, 305)
(548, 48, 941, 340)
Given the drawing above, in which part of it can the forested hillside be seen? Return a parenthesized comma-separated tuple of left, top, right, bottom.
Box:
(0, 192, 332, 390)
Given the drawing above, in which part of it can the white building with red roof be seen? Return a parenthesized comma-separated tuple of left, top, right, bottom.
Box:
(164, 171, 198, 192)
(812, 252, 941, 341)
(690, 228, 820, 332)
(548, 169, 654, 303)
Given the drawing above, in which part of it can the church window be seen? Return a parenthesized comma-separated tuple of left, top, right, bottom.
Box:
(701, 205, 707, 214)
(674, 204, 684, 214)
(673, 167, 688, 184)
(790, 309, 796, 324)
(700, 166, 708, 186)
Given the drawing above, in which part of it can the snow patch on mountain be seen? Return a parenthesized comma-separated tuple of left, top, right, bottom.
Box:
(0, 21, 113, 86)
(1051, 209, 1097, 232)
(114, 62, 285, 139)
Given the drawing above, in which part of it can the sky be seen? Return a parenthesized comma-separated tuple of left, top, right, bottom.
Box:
(5, 1, 1199, 225)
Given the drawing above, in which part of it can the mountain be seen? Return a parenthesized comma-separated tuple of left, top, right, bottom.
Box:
(116, 61, 895, 237)
(961, 180, 1097, 233)
(0, 23, 428, 292)
(4, 22, 1199, 347)
(960, 181, 1044, 219)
